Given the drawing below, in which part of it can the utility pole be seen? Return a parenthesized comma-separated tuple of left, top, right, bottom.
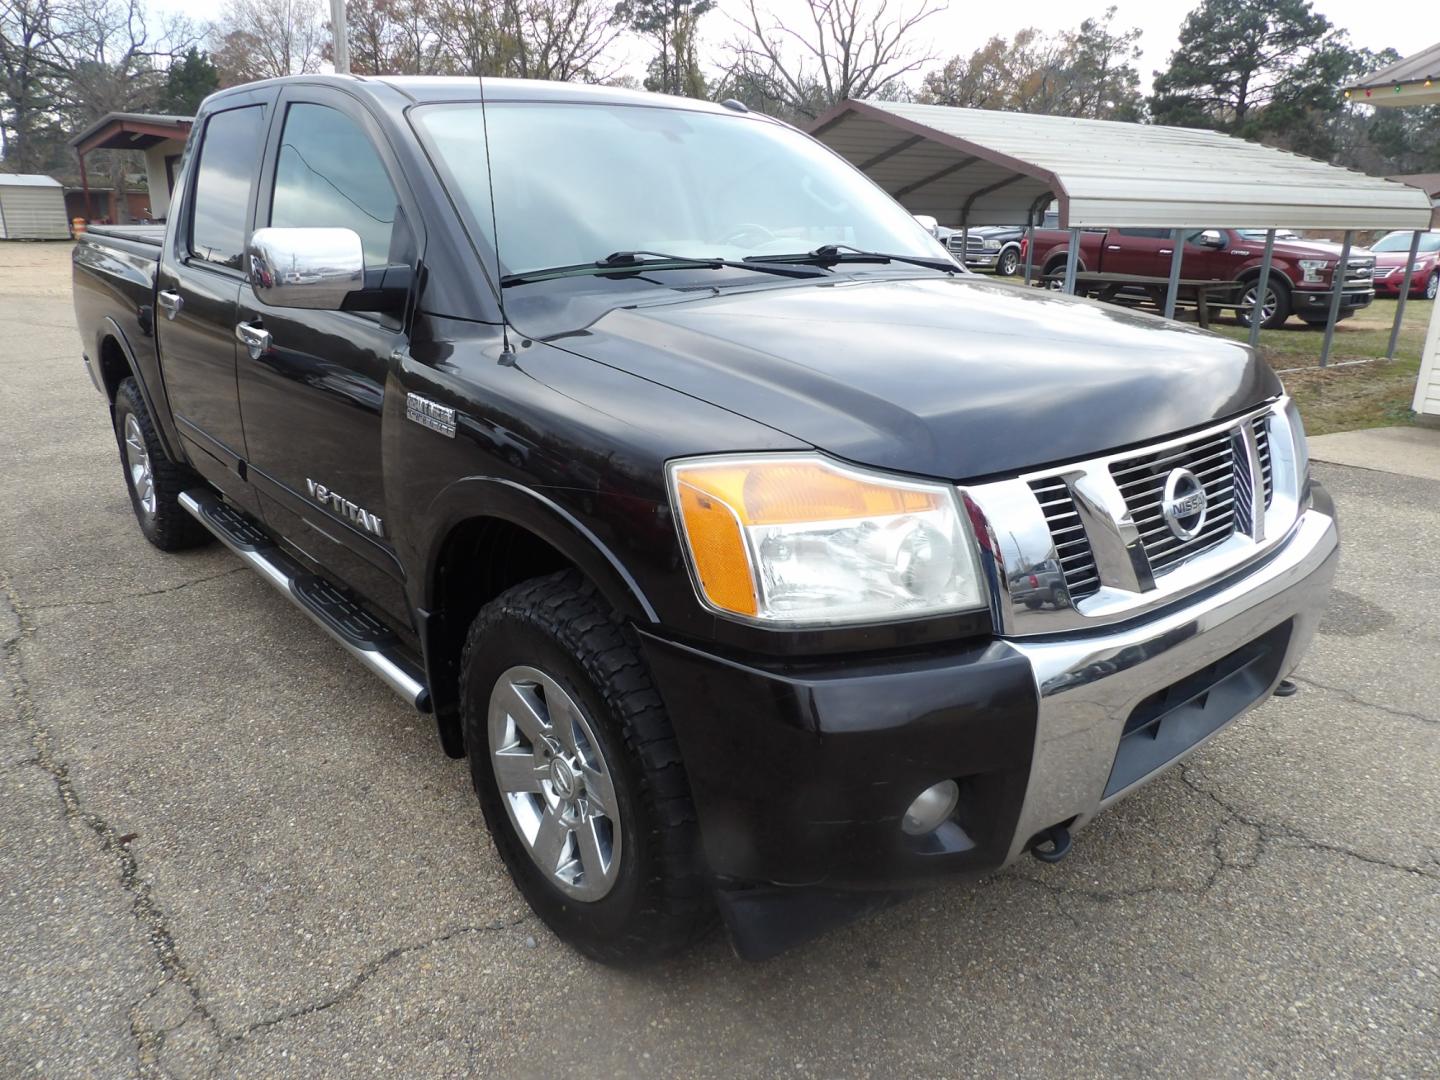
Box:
(330, 0, 350, 74)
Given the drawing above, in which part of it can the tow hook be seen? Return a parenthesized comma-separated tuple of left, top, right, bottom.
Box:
(1029, 824, 1073, 864)
(1273, 678, 1299, 697)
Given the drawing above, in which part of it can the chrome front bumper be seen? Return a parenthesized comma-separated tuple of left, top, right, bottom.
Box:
(1001, 499, 1338, 863)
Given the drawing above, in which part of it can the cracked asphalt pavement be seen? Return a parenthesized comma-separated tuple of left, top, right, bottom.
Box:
(2, 243, 1437, 1078)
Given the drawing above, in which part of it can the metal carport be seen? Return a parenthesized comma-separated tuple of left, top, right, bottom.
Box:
(809, 100, 1433, 363)
(1346, 43, 1440, 420)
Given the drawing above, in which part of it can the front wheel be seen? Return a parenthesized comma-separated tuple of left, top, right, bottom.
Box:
(1237, 278, 1291, 330)
(1425, 272, 1438, 301)
(996, 248, 1020, 277)
(460, 571, 712, 964)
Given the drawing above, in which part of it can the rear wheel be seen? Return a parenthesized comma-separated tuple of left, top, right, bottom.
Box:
(112, 378, 210, 551)
(1237, 278, 1291, 330)
(460, 571, 712, 964)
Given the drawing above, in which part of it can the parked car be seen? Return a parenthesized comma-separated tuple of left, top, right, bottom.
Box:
(72, 75, 1338, 963)
(1023, 225, 1376, 328)
(1368, 229, 1440, 299)
(936, 214, 1058, 275)
(936, 226, 1004, 273)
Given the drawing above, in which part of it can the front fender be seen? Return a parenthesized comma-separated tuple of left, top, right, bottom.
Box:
(418, 475, 659, 624)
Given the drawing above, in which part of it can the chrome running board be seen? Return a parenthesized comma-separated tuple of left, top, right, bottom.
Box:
(179, 488, 430, 711)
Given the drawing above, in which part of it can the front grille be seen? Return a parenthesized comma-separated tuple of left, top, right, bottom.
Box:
(1110, 429, 1238, 574)
(1028, 476, 1100, 599)
(947, 235, 987, 254)
(1344, 257, 1374, 285)
(1252, 415, 1273, 507)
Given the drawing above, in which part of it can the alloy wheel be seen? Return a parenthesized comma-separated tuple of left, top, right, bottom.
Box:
(123, 414, 156, 517)
(1242, 283, 1278, 325)
(488, 665, 622, 901)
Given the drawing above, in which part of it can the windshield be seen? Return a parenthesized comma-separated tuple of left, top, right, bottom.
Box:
(412, 101, 947, 278)
(1371, 231, 1440, 253)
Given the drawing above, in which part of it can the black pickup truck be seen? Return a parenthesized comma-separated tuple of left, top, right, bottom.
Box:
(72, 75, 1338, 963)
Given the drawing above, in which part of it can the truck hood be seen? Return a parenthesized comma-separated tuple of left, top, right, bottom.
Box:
(564, 275, 1281, 481)
(1271, 238, 1372, 263)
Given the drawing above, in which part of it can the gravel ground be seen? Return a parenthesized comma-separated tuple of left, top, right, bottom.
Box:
(1, 242, 1436, 1079)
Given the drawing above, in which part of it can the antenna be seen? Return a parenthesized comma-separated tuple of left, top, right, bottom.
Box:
(477, 72, 515, 362)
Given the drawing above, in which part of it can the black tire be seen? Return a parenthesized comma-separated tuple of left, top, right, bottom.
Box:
(460, 570, 712, 964)
(112, 378, 211, 551)
(996, 247, 1020, 277)
(1425, 272, 1438, 301)
(1237, 277, 1291, 330)
(1042, 260, 1068, 290)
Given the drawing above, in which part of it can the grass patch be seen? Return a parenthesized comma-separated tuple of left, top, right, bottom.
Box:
(1206, 298, 1431, 436)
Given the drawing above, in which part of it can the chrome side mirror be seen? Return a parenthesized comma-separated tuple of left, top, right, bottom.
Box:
(248, 227, 364, 310)
(1199, 229, 1225, 249)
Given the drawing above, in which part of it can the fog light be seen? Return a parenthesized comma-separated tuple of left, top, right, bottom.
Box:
(902, 780, 959, 836)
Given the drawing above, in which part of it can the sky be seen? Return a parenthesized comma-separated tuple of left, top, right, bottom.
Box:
(154, 0, 1440, 92)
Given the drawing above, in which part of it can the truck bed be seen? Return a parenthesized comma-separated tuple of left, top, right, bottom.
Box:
(83, 224, 165, 248)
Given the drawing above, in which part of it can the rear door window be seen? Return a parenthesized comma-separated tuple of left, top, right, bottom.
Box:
(188, 105, 266, 270)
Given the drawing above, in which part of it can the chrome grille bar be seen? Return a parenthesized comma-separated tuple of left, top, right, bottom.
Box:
(963, 399, 1304, 636)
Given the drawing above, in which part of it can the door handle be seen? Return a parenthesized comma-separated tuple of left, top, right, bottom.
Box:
(1106, 245, 1122, 251)
(157, 290, 183, 319)
(235, 320, 272, 360)
(1159, 248, 1174, 256)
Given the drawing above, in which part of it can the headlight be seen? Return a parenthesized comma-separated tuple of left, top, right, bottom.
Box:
(1297, 258, 1329, 284)
(667, 455, 985, 625)
(1415, 261, 1429, 272)
(983, 239, 1001, 250)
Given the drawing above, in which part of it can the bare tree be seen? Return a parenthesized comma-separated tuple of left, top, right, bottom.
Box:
(343, 0, 443, 74)
(427, 0, 621, 81)
(502, 0, 622, 82)
(614, 0, 711, 98)
(918, 30, 1080, 115)
(916, 14, 1144, 121)
(212, 0, 325, 83)
(0, 0, 71, 170)
(58, 0, 203, 219)
(723, 0, 940, 121)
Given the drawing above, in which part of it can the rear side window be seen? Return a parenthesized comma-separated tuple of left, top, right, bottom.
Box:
(1117, 228, 1173, 239)
(269, 103, 399, 269)
(189, 105, 266, 270)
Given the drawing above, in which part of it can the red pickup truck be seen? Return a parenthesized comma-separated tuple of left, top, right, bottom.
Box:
(1022, 226, 1376, 329)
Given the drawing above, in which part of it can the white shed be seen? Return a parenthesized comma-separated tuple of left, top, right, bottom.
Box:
(0, 174, 70, 240)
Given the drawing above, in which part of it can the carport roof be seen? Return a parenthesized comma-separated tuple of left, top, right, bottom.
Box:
(68, 112, 192, 155)
(809, 99, 1432, 231)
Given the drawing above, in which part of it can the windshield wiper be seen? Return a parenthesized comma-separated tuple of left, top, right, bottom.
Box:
(747, 244, 959, 274)
(500, 250, 824, 286)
